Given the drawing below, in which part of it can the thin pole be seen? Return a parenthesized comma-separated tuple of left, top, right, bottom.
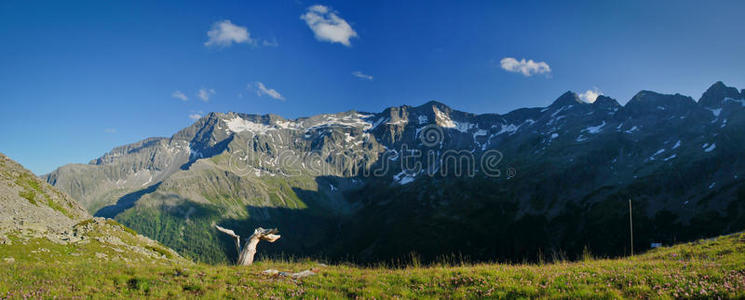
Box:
(629, 199, 634, 256)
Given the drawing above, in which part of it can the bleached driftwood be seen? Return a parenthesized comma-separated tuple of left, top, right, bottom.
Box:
(215, 225, 280, 265)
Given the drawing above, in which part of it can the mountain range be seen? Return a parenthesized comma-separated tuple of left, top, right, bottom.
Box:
(43, 81, 745, 264)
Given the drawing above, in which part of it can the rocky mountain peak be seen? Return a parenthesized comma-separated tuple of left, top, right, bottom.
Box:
(549, 91, 584, 108)
(626, 90, 696, 112)
(592, 95, 621, 110)
(699, 81, 742, 108)
(418, 100, 450, 110)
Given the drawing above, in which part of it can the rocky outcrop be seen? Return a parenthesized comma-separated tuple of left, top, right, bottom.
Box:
(0, 153, 185, 264)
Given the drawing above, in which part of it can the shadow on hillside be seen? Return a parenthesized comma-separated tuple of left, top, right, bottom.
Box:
(179, 135, 233, 170)
(109, 171, 745, 266)
(94, 182, 161, 218)
(214, 204, 345, 264)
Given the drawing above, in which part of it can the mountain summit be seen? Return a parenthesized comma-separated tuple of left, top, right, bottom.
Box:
(699, 81, 744, 108)
(550, 91, 585, 107)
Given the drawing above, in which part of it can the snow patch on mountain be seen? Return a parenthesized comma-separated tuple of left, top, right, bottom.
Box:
(496, 124, 520, 135)
(454, 122, 476, 133)
(393, 170, 416, 185)
(649, 148, 665, 160)
(724, 97, 745, 107)
(141, 176, 153, 187)
(369, 117, 388, 130)
(495, 119, 534, 136)
(307, 113, 375, 132)
(275, 120, 302, 130)
(226, 117, 275, 134)
(583, 121, 606, 134)
(703, 143, 716, 152)
(189, 144, 204, 159)
(624, 126, 639, 134)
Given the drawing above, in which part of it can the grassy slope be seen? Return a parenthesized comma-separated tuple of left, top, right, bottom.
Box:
(1, 231, 745, 299)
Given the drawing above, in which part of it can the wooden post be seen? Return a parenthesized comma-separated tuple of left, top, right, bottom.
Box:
(215, 225, 280, 265)
(629, 199, 634, 256)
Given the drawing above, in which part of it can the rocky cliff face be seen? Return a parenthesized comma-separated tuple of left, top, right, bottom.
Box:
(43, 82, 745, 263)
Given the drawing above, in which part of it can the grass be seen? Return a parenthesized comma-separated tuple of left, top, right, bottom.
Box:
(12, 171, 74, 219)
(17, 190, 37, 206)
(104, 219, 138, 236)
(146, 245, 175, 259)
(1, 231, 745, 298)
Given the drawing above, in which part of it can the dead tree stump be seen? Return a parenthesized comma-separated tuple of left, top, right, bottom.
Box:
(215, 225, 280, 265)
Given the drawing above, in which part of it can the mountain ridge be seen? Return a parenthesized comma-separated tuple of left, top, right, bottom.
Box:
(43, 81, 745, 264)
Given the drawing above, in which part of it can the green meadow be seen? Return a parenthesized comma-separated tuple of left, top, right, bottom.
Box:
(2, 230, 744, 299)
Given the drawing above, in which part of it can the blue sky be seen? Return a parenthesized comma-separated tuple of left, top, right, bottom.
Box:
(1, 0, 744, 175)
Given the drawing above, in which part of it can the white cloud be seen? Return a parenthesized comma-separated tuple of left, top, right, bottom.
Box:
(204, 20, 253, 48)
(189, 110, 204, 121)
(579, 88, 603, 103)
(254, 82, 285, 101)
(262, 38, 279, 47)
(352, 71, 373, 80)
(172, 90, 188, 101)
(197, 88, 215, 102)
(499, 57, 551, 77)
(301, 5, 358, 47)
(104, 128, 117, 134)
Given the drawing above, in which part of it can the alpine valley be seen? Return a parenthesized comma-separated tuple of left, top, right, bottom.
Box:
(44, 82, 745, 264)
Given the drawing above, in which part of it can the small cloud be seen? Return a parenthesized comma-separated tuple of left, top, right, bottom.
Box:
(172, 90, 188, 101)
(204, 20, 253, 48)
(104, 128, 117, 134)
(579, 88, 603, 103)
(253, 82, 285, 101)
(197, 88, 215, 102)
(499, 57, 551, 77)
(188, 110, 204, 121)
(300, 5, 358, 47)
(262, 38, 279, 47)
(352, 71, 373, 80)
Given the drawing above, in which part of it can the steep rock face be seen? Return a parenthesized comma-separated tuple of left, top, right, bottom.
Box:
(44, 82, 745, 264)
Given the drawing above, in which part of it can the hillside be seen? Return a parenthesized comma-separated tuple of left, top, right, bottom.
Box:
(2, 228, 745, 298)
(44, 81, 745, 264)
(0, 153, 186, 267)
